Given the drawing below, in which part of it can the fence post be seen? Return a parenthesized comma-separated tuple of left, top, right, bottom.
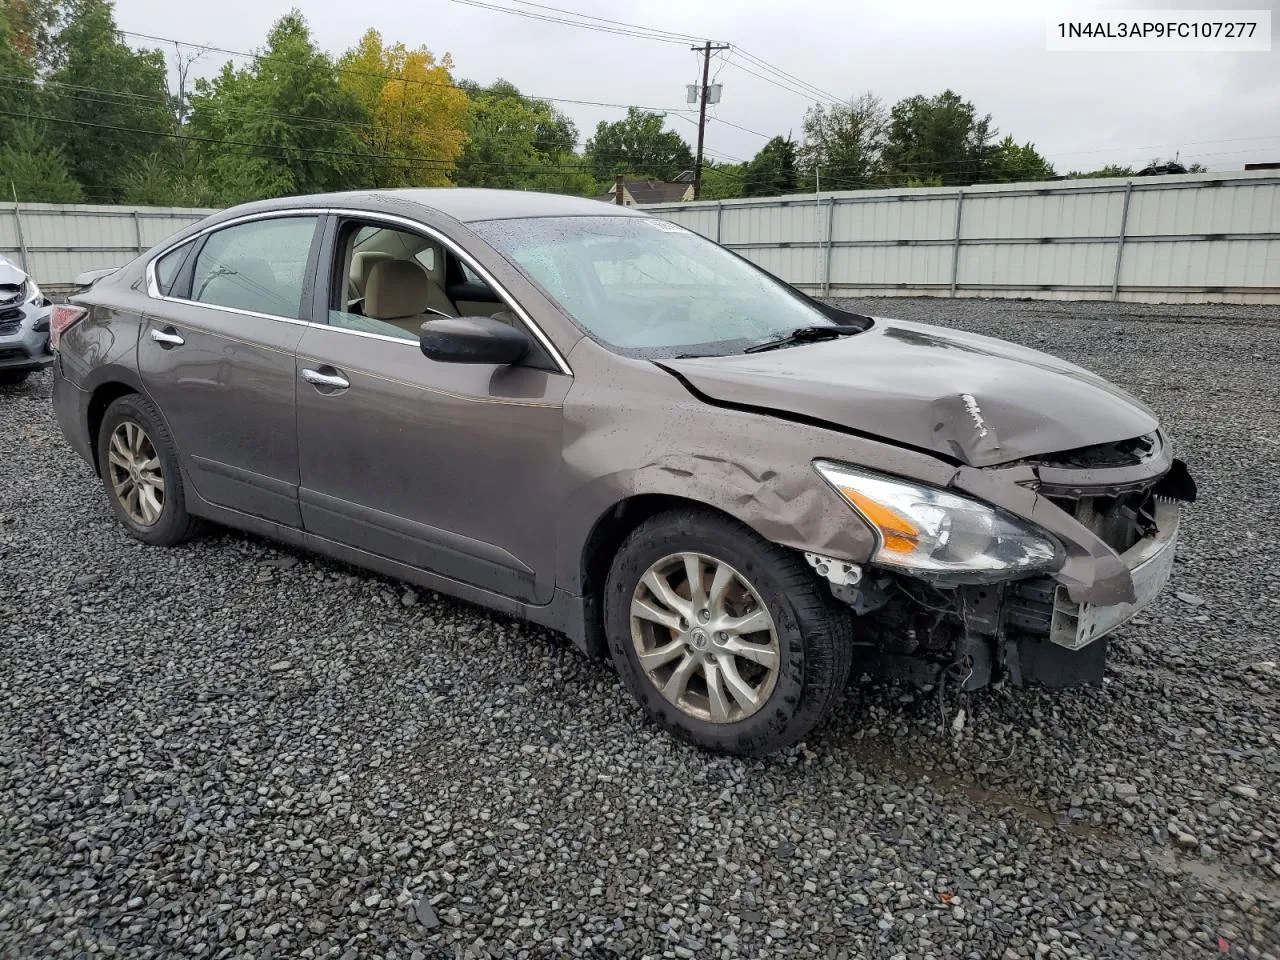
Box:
(949, 190, 965, 297)
(715, 201, 723, 244)
(1111, 181, 1133, 301)
(11, 201, 30, 274)
(822, 197, 836, 297)
(132, 209, 145, 255)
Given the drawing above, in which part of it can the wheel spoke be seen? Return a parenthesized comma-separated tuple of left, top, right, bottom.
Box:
(147, 473, 165, 492)
(718, 656, 759, 710)
(683, 553, 706, 609)
(721, 606, 772, 637)
(638, 639, 687, 672)
(703, 660, 731, 722)
(108, 450, 130, 471)
(140, 484, 163, 523)
(707, 562, 735, 618)
(631, 598, 681, 631)
(721, 637, 779, 670)
(113, 475, 133, 498)
(642, 569, 692, 620)
(137, 457, 160, 473)
(661, 653, 698, 704)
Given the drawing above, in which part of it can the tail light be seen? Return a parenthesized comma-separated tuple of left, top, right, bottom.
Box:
(50, 304, 88, 350)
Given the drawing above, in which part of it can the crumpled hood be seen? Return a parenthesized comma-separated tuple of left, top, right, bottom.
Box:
(0, 257, 27, 288)
(662, 317, 1159, 467)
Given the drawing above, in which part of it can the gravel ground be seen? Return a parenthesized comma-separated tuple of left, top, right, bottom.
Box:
(1, 296, 1278, 960)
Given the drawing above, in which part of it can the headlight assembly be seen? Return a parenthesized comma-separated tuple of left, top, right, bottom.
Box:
(814, 460, 1062, 582)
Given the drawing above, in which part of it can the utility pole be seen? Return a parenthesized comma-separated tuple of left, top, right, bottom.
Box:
(691, 41, 730, 201)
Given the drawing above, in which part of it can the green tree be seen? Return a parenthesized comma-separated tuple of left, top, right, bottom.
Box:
(699, 161, 744, 200)
(0, 7, 40, 136)
(986, 135, 1056, 184)
(188, 11, 370, 202)
(455, 79, 582, 190)
(44, 0, 172, 200)
(584, 107, 693, 182)
(1067, 164, 1136, 179)
(119, 152, 219, 207)
(881, 90, 996, 186)
(0, 119, 83, 202)
(5, 0, 60, 70)
(742, 136, 798, 197)
(799, 93, 885, 191)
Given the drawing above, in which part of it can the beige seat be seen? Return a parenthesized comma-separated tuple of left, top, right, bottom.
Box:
(349, 251, 395, 301)
(363, 259, 436, 337)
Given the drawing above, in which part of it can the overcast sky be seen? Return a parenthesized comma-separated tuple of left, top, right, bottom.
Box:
(112, 0, 1279, 174)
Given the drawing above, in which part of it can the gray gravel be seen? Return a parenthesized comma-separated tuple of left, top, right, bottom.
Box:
(2, 296, 1278, 959)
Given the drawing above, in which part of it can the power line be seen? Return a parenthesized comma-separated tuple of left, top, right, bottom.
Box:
(729, 47, 846, 105)
(442, 0, 704, 45)
(0, 74, 376, 133)
(464, 0, 703, 43)
(0, 108, 601, 176)
(120, 29, 691, 115)
(720, 58, 841, 106)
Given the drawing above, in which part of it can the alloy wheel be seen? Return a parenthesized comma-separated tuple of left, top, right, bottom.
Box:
(107, 420, 165, 526)
(629, 552, 781, 724)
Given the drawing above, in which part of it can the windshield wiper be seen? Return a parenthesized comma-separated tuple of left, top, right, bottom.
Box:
(743, 325, 858, 354)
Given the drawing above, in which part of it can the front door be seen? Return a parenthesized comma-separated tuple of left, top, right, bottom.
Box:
(138, 214, 321, 527)
(293, 216, 570, 604)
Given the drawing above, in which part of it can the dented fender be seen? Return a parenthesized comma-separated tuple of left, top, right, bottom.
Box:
(554, 339, 957, 594)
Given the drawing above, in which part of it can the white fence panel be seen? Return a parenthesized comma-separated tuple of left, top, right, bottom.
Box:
(0, 202, 213, 289)
(648, 171, 1280, 304)
(4, 176, 1278, 304)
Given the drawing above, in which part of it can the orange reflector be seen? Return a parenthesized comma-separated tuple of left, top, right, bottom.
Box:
(839, 487, 920, 554)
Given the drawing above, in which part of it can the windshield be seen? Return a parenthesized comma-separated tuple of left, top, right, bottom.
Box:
(469, 215, 840, 358)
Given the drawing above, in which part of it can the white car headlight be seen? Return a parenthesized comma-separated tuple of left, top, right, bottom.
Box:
(814, 460, 1062, 581)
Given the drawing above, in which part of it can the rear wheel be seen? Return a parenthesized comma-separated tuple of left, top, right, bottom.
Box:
(604, 508, 854, 756)
(0, 370, 30, 386)
(97, 394, 197, 546)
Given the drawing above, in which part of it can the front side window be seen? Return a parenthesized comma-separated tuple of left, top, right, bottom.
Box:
(470, 215, 841, 358)
(189, 217, 318, 319)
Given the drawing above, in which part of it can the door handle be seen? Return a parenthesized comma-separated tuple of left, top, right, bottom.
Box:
(301, 367, 351, 390)
(150, 327, 184, 347)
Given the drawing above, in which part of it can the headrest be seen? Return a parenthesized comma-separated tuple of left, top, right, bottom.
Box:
(364, 259, 429, 320)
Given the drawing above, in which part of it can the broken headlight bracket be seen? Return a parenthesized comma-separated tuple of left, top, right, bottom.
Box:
(803, 552, 890, 615)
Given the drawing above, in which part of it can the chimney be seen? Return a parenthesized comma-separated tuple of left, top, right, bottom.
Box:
(614, 174, 625, 206)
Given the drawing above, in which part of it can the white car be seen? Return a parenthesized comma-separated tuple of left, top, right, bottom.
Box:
(0, 254, 54, 386)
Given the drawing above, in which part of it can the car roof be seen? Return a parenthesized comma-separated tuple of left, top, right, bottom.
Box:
(228, 188, 649, 225)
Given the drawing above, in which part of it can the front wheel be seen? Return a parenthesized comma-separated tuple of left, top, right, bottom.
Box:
(604, 508, 854, 756)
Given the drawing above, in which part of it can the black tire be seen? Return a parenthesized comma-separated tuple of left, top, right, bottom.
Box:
(0, 369, 30, 386)
(96, 393, 198, 547)
(604, 508, 854, 756)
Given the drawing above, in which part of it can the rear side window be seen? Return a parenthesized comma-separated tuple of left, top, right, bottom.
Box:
(189, 217, 318, 319)
(153, 244, 189, 296)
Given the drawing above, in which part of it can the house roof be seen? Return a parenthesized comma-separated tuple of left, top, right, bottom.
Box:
(595, 178, 692, 205)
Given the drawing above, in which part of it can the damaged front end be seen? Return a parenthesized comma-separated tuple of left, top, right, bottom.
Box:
(807, 432, 1196, 691)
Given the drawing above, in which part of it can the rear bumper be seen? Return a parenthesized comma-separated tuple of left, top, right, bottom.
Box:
(0, 302, 53, 370)
(52, 357, 95, 469)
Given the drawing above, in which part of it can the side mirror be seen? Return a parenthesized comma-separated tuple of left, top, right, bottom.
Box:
(419, 315, 530, 365)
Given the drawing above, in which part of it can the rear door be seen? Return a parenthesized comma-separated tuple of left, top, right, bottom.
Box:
(138, 214, 322, 526)
(293, 213, 570, 604)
